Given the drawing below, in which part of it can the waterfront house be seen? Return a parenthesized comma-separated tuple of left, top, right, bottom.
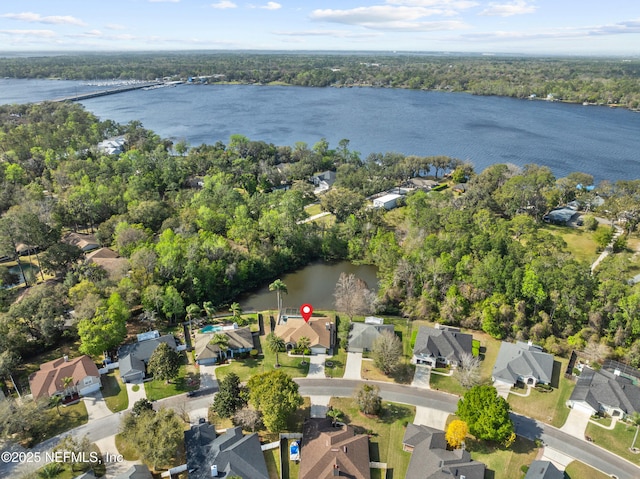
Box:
(274, 316, 334, 355)
(372, 193, 402, 210)
(347, 319, 395, 353)
(194, 326, 254, 365)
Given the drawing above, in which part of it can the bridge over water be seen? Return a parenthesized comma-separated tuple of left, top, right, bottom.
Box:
(51, 81, 162, 102)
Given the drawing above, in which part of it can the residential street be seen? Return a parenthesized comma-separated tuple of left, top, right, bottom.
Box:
(2, 378, 639, 479)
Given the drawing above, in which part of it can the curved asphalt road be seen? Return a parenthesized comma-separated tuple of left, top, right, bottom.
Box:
(2, 378, 638, 478)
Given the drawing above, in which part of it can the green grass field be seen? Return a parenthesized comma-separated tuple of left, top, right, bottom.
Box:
(144, 355, 199, 401)
(329, 397, 415, 479)
(543, 224, 600, 264)
(101, 371, 129, 412)
(585, 419, 640, 464)
(468, 436, 538, 479)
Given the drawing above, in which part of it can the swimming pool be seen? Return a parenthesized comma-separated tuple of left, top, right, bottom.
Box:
(200, 324, 223, 333)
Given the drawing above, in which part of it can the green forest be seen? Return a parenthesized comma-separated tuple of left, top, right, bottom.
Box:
(1, 100, 640, 393)
(1, 52, 639, 109)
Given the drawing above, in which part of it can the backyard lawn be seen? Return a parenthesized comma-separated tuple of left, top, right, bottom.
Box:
(467, 436, 538, 479)
(101, 371, 129, 412)
(264, 449, 280, 479)
(585, 419, 640, 464)
(329, 397, 415, 479)
(544, 224, 600, 264)
(507, 358, 575, 428)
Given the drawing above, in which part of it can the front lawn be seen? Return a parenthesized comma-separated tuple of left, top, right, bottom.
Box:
(144, 354, 199, 401)
(41, 401, 89, 443)
(507, 359, 575, 428)
(585, 419, 639, 463)
(101, 371, 129, 412)
(326, 347, 346, 378)
(329, 397, 415, 479)
(467, 436, 538, 479)
(565, 460, 612, 479)
(361, 358, 415, 384)
(215, 333, 310, 383)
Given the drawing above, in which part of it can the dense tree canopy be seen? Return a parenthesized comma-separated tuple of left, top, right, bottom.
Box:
(457, 385, 514, 444)
(246, 370, 303, 432)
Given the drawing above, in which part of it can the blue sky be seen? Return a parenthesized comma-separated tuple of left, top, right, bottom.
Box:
(0, 1, 639, 55)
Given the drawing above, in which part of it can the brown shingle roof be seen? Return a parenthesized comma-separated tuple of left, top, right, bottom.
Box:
(299, 418, 370, 479)
(29, 355, 100, 399)
(62, 232, 100, 252)
(274, 317, 333, 350)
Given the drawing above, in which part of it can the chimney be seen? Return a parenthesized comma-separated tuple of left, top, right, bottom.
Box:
(63, 355, 69, 362)
(326, 322, 331, 330)
(210, 465, 218, 477)
(333, 464, 340, 476)
(343, 446, 347, 453)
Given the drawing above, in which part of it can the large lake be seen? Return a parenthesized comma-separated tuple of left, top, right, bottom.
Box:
(1, 78, 640, 181)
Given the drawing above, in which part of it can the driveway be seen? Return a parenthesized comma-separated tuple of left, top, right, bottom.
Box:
(199, 364, 218, 389)
(413, 407, 450, 429)
(125, 379, 147, 408)
(307, 354, 327, 378)
(541, 446, 574, 471)
(493, 380, 512, 399)
(93, 435, 137, 477)
(411, 365, 431, 389)
(82, 390, 112, 421)
(310, 395, 331, 418)
(344, 352, 363, 380)
(560, 406, 592, 438)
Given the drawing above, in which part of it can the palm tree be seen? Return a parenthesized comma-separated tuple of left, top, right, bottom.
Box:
(211, 333, 230, 362)
(268, 279, 288, 319)
(327, 407, 344, 426)
(230, 302, 242, 322)
(266, 332, 285, 368)
(62, 376, 74, 399)
(186, 303, 202, 339)
(203, 301, 216, 320)
(297, 336, 311, 365)
(49, 394, 63, 415)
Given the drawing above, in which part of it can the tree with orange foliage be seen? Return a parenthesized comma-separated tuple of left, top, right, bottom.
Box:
(446, 419, 468, 449)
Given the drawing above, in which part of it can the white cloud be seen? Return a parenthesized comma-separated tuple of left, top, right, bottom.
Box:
(274, 29, 382, 39)
(106, 24, 126, 31)
(148, 0, 180, 2)
(0, 12, 86, 26)
(261, 2, 282, 10)
(212, 1, 237, 8)
(479, 0, 537, 17)
(0, 29, 57, 38)
(386, 0, 478, 8)
(310, 6, 469, 31)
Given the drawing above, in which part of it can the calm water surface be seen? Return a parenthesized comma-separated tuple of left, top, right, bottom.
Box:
(1, 79, 640, 181)
(239, 261, 378, 311)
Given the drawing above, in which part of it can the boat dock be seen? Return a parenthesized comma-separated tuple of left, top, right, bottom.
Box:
(52, 81, 162, 102)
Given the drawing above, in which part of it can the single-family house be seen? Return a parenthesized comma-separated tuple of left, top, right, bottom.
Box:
(543, 207, 578, 225)
(117, 334, 177, 383)
(373, 193, 402, 210)
(299, 418, 371, 479)
(492, 341, 554, 387)
(411, 325, 474, 368)
(274, 316, 334, 355)
(113, 464, 153, 479)
(524, 460, 564, 479)
(311, 170, 337, 193)
(184, 424, 269, 479)
(567, 366, 640, 418)
(194, 326, 254, 365)
(29, 355, 101, 401)
(403, 424, 485, 479)
(85, 247, 129, 279)
(97, 136, 126, 155)
(347, 321, 395, 353)
(62, 233, 100, 252)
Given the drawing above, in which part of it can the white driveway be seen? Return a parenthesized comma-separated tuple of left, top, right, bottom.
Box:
(493, 380, 512, 399)
(310, 395, 331, 418)
(307, 354, 327, 378)
(344, 352, 363, 380)
(413, 407, 450, 430)
(93, 435, 138, 477)
(82, 390, 112, 421)
(125, 380, 147, 408)
(560, 406, 592, 438)
(199, 364, 218, 389)
(411, 365, 431, 389)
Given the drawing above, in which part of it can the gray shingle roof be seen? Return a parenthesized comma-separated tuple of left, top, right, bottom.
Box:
(348, 323, 395, 352)
(113, 465, 153, 479)
(524, 460, 564, 479)
(195, 327, 254, 362)
(118, 335, 177, 380)
(492, 341, 554, 386)
(413, 326, 473, 364)
(403, 424, 485, 479)
(570, 367, 640, 415)
(185, 426, 269, 479)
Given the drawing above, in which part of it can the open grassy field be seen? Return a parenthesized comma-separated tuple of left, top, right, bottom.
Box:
(329, 397, 415, 479)
(565, 460, 613, 479)
(101, 371, 129, 412)
(585, 419, 640, 464)
(507, 358, 575, 428)
(467, 436, 538, 479)
(543, 224, 600, 264)
(304, 203, 323, 216)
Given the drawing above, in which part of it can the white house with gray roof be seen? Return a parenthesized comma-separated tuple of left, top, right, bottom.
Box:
(347, 321, 395, 353)
(411, 325, 473, 368)
(117, 334, 177, 383)
(492, 341, 554, 387)
(567, 367, 640, 418)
